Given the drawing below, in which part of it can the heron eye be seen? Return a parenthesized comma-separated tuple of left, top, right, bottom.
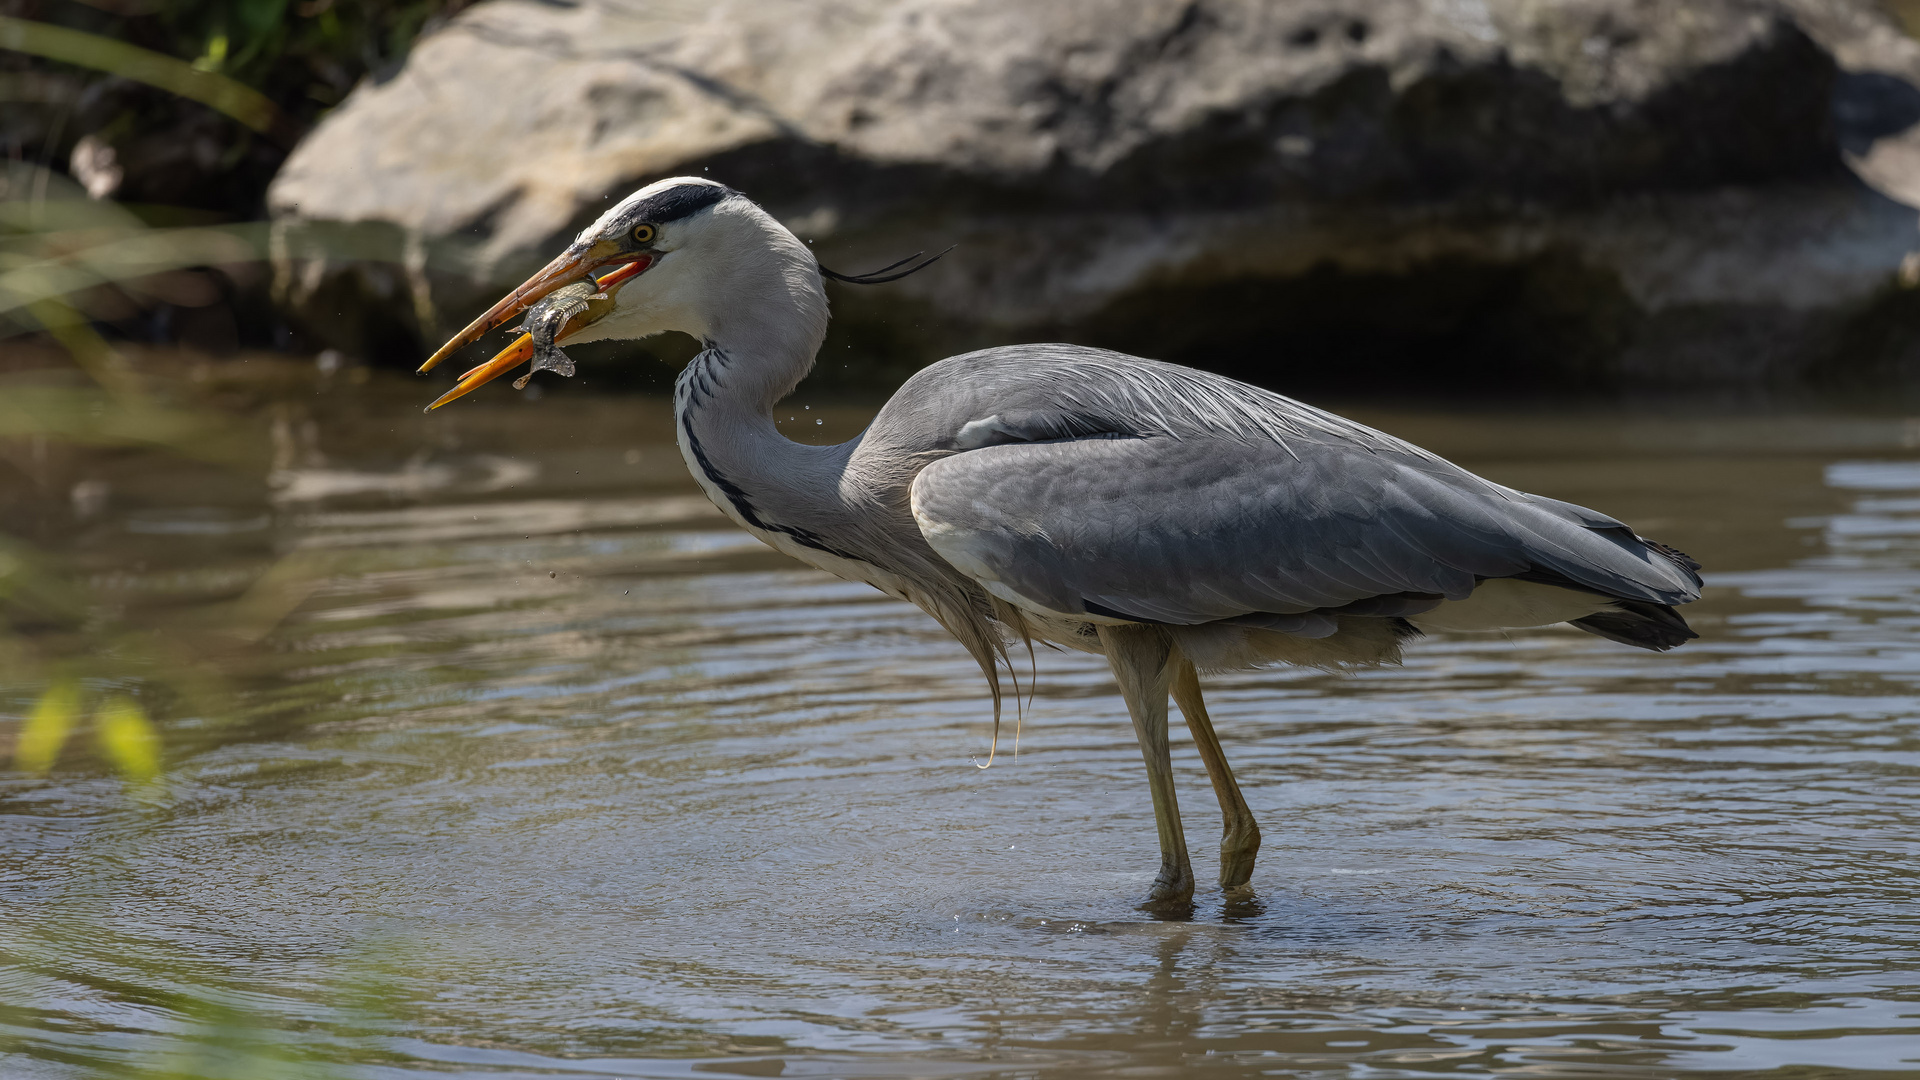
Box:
(631, 223, 656, 244)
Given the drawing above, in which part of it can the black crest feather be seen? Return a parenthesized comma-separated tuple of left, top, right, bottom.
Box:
(819, 245, 955, 285)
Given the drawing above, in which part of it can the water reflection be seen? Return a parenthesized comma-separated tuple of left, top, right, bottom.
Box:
(4, 382, 1920, 1078)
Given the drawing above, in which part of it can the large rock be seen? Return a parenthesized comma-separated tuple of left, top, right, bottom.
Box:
(267, 0, 1920, 390)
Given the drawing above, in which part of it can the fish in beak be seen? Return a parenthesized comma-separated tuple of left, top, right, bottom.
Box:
(418, 243, 651, 411)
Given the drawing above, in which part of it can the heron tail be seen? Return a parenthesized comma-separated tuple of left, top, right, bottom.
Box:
(1570, 600, 1698, 651)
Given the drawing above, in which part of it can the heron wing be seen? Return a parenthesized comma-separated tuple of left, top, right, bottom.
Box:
(908, 429, 1700, 629)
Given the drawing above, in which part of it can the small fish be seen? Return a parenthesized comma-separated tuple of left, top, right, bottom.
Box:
(509, 280, 605, 390)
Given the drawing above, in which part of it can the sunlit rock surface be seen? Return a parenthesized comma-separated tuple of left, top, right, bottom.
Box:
(268, 0, 1920, 390)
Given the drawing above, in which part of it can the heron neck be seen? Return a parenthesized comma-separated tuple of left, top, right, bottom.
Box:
(673, 338, 864, 551)
(686, 227, 831, 415)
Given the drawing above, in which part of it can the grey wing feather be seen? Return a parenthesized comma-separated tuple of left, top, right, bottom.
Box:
(886, 346, 1700, 626)
(912, 435, 1698, 626)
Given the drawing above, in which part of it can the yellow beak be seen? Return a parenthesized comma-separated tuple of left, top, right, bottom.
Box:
(418, 245, 652, 411)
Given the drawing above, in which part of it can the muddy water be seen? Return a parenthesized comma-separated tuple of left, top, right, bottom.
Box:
(4, 376, 1920, 1078)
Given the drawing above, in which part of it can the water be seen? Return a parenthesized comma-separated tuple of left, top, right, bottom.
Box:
(4, 370, 1920, 1078)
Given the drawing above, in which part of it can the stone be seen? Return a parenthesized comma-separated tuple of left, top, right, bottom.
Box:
(267, 0, 1920, 390)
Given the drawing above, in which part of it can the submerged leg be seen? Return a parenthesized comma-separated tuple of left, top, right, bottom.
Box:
(1171, 658, 1261, 889)
(1099, 624, 1194, 910)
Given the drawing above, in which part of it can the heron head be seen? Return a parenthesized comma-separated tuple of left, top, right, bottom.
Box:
(419, 175, 801, 409)
(418, 176, 946, 410)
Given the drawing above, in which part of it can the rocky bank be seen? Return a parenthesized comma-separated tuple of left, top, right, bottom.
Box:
(267, 0, 1920, 392)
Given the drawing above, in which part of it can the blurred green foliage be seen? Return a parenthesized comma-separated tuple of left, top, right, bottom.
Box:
(11, 679, 161, 781)
(0, 0, 472, 353)
(0, 6, 449, 1069)
(1, 0, 473, 213)
(151, 0, 473, 114)
(0, 13, 283, 134)
(0, 159, 275, 776)
(1890, 0, 1920, 39)
(0, 0, 397, 747)
(12, 677, 79, 772)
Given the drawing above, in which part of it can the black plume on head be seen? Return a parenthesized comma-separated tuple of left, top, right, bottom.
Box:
(819, 245, 955, 285)
(628, 182, 733, 224)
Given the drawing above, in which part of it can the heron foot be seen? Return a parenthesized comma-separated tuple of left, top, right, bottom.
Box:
(1140, 857, 1196, 912)
(1219, 827, 1260, 890)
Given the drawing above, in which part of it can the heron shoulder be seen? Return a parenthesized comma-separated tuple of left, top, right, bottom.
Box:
(867, 343, 1436, 463)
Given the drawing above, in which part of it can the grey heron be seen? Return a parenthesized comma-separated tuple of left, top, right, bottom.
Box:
(418, 177, 1702, 911)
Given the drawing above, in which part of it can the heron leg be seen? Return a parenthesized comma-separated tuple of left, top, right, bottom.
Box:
(1171, 658, 1261, 890)
(1099, 624, 1194, 910)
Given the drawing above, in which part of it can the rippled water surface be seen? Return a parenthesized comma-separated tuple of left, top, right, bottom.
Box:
(5, 377, 1920, 1078)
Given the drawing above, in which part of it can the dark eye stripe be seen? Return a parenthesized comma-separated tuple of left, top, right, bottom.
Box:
(628, 182, 731, 225)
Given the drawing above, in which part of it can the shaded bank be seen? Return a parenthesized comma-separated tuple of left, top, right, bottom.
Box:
(10, 1, 1920, 394)
(267, 0, 1920, 393)
(0, 0, 474, 213)
(0, 0, 475, 359)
